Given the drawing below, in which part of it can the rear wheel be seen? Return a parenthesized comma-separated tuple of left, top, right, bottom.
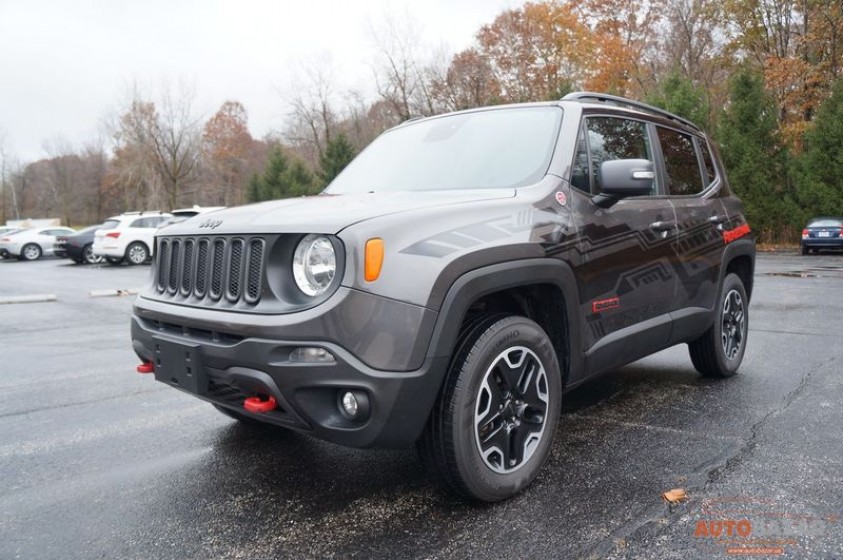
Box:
(418, 314, 562, 502)
(125, 242, 149, 265)
(83, 244, 104, 265)
(20, 243, 42, 261)
(688, 273, 749, 378)
(801, 245, 808, 255)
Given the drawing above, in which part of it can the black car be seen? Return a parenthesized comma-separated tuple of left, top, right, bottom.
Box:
(131, 92, 755, 501)
(801, 217, 843, 254)
(57, 225, 105, 264)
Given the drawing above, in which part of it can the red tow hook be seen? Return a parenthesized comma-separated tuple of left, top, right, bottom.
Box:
(136, 361, 154, 374)
(244, 395, 277, 413)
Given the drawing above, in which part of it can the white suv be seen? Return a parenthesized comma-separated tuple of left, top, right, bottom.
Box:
(93, 212, 171, 265)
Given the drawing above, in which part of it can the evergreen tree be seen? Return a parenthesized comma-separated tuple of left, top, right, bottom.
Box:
(319, 133, 357, 186)
(646, 70, 710, 130)
(246, 173, 262, 203)
(248, 146, 318, 202)
(717, 68, 795, 243)
(794, 78, 843, 221)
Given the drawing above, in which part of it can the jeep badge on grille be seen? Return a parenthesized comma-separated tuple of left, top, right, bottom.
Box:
(198, 219, 223, 229)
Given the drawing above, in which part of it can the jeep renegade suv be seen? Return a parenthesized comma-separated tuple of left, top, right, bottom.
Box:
(131, 92, 755, 501)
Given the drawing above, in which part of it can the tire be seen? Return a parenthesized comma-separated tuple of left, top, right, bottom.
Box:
(801, 245, 808, 255)
(688, 273, 749, 378)
(83, 244, 104, 265)
(125, 242, 149, 265)
(106, 256, 124, 265)
(213, 404, 269, 426)
(417, 314, 562, 502)
(19, 243, 42, 261)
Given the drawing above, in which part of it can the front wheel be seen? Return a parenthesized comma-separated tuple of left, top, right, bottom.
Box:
(418, 314, 562, 502)
(688, 273, 749, 378)
(20, 243, 42, 261)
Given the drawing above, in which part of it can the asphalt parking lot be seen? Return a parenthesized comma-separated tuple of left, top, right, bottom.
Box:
(1, 253, 841, 559)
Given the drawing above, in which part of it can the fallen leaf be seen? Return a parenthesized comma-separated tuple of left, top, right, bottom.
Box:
(663, 488, 687, 504)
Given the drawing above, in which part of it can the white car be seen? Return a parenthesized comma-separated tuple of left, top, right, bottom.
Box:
(0, 227, 76, 261)
(93, 212, 171, 265)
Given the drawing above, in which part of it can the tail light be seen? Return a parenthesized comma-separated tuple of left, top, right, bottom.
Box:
(839, 229, 843, 238)
(106, 232, 121, 239)
(0, 238, 8, 242)
(801, 229, 809, 239)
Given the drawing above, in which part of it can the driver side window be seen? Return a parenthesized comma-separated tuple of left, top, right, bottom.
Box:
(571, 117, 657, 195)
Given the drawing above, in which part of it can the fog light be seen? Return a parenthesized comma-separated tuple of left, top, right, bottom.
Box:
(289, 347, 335, 364)
(338, 390, 370, 421)
(341, 391, 358, 417)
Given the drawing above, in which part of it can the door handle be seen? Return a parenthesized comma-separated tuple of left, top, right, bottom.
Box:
(650, 221, 676, 232)
(709, 215, 727, 225)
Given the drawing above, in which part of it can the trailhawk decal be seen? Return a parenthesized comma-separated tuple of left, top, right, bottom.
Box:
(592, 297, 620, 313)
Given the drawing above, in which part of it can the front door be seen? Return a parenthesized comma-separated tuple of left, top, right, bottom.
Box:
(568, 115, 677, 376)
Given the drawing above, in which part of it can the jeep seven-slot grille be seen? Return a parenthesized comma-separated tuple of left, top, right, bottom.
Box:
(156, 236, 265, 306)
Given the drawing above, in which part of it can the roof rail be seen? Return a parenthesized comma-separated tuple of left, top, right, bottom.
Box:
(562, 91, 700, 131)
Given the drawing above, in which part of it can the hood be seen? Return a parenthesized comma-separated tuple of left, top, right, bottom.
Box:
(163, 189, 516, 236)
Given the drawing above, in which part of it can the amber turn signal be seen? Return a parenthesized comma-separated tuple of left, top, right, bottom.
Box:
(364, 238, 384, 282)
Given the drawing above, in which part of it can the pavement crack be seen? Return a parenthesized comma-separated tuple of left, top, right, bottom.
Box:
(583, 355, 836, 559)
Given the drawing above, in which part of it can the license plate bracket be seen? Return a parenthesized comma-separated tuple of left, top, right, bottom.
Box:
(152, 336, 207, 395)
(818, 231, 830, 237)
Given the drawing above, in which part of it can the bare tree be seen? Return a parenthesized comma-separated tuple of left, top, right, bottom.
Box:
(283, 54, 340, 166)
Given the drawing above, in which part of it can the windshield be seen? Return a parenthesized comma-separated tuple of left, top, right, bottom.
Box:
(325, 106, 563, 194)
(99, 219, 120, 230)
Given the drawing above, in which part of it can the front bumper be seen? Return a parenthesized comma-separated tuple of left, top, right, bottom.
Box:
(131, 290, 445, 448)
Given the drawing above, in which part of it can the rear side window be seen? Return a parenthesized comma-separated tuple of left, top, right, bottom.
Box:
(573, 117, 656, 195)
(658, 127, 704, 196)
(130, 217, 164, 228)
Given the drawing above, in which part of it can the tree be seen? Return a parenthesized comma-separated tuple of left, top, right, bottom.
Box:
(718, 67, 796, 242)
(476, 2, 591, 102)
(319, 133, 356, 186)
(247, 147, 318, 202)
(112, 85, 202, 210)
(794, 77, 843, 221)
(203, 100, 254, 206)
(646, 70, 711, 129)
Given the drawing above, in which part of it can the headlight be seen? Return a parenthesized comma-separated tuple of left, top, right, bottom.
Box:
(293, 234, 337, 296)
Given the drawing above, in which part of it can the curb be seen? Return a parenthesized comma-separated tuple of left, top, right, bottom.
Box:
(0, 294, 58, 305)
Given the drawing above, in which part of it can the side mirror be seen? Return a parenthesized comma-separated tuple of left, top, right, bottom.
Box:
(593, 159, 655, 208)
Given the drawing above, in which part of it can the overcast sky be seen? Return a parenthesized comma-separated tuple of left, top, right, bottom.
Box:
(0, 0, 518, 163)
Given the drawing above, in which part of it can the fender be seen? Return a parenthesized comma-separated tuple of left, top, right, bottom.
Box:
(720, 237, 756, 301)
(424, 258, 585, 387)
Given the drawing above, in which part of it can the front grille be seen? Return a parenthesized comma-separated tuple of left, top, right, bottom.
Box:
(155, 235, 266, 307)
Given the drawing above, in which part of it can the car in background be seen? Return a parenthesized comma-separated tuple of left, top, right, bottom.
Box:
(93, 211, 171, 265)
(159, 206, 225, 229)
(0, 228, 22, 257)
(801, 217, 843, 255)
(0, 227, 75, 261)
(56, 225, 106, 264)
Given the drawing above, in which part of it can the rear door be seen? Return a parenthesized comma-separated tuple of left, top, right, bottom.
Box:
(568, 114, 677, 376)
(655, 128, 727, 341)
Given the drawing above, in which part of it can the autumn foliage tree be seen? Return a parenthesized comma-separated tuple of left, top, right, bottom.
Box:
(203, 101, 254, 206)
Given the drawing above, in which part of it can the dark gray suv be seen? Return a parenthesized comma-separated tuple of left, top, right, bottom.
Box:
(131, 92, 755, 501)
